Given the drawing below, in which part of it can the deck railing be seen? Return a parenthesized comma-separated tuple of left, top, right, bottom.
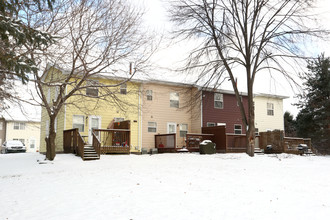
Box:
(92, 131, 101, 157)
(93, 129, 130, 154)
(63, 128, 78, 153)
(63, 128, 86, 159)
(155, 133, 176, 153)
(76, 133, 85, 159)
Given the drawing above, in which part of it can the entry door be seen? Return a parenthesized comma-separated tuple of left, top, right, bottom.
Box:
(167, 122, 176, 134)
(88, 116, 101, 144)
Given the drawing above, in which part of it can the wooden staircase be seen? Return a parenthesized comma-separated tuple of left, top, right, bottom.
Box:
(83, 145, 100, 160)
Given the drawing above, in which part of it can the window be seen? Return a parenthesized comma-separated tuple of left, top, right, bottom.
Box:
(86, 80, 99, 97)
(234, 125, 242, 134)
(146, 90, 152, 101)
(180, 124, 188, 137)
(214, 93, 223, 109)
(148, 122, 157, 133)
(267, 103, 274, 116)
(30, 139, 35, 149)
(14, 122, 25, 130)
(120, 83, 127, 94)
(170, 92, 179, 108)
(207, 122, 216, 127)
(255, 128, 259, 136)
(73, 115, 85, 132)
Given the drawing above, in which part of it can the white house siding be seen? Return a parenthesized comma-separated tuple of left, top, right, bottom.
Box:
(5, 121, 41, 152)
(254, 95, 286, 132)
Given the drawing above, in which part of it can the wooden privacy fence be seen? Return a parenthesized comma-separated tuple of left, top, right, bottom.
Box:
(202, 126, 226, 152)
(186, 133, 214, 152)
(93, 129, 130, 154)
(155, 133, 176, 153)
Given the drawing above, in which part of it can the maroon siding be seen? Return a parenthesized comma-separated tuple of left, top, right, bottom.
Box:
(202, 91, 248, 134)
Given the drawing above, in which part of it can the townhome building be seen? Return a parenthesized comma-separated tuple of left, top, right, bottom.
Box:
(141, 80, 201, 150)
(201, 89, 249, 134)
(254, 93, 289, 133)
(40, 66, 141, 153)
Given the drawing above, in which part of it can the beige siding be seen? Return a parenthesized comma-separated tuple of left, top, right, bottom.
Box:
(141, 83, 201, 150)
(254, 96, 285, 132)
(6, 121, 41, 152)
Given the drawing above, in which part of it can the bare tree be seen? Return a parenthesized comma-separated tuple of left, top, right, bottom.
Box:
(169, 0, 328, 156)
(20, 0, 155, 160)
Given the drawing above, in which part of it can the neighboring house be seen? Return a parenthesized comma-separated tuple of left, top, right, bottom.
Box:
(202, 90, 249, 134)
(141, 81, 201, 150)
(0, 117, 6, 146)
(4, 119, 41, 152)
(254, 93, 289, 133)
(40, 66, 141, 153)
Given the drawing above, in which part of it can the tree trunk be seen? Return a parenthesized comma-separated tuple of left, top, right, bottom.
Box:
(45, 116, 57, 160)
(246, 79, 255, 157)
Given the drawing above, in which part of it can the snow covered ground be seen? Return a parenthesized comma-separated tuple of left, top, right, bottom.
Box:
(0, 153, 329, 220)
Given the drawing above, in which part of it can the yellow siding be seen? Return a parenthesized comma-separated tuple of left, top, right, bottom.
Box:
(64, 79, 141, 151)
(254, 96, 284, 132)
(40, 67, 67, 153)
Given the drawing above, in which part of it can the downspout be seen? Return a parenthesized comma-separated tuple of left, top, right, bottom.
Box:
(139, 83, 143, 151)
(201, 90, 203, 131)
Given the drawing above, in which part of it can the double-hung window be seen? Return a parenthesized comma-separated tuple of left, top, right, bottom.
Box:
(214, 93, 223, 109)
(170, 92, 179, 108)
(267, 103, 274, 116)
(234, 124, 242, 134)
(120, 83, 127, 94)
(86, 80, 99, 97)
(180, 124, 188, 137)
(146, 90, 153, 101)
(14, 122, 25, 130)
(148, 122, 157, 133)
(73, 115, 85, 132)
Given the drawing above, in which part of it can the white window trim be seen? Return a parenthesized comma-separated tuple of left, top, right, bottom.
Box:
(234, 124, 242, 134)
(267, 103, 274, 116)
(214, 93, 224, 109)
(120, 84, 127, 94)
(148, 122, 157, 133)
(72, 115, 85, 132)
(179, 124, 188, 137)
(170, 92, 179, 108)
(146, 90, 153, 101)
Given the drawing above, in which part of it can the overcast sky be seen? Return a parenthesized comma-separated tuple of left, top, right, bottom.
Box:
(137, 0, 330, 117)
